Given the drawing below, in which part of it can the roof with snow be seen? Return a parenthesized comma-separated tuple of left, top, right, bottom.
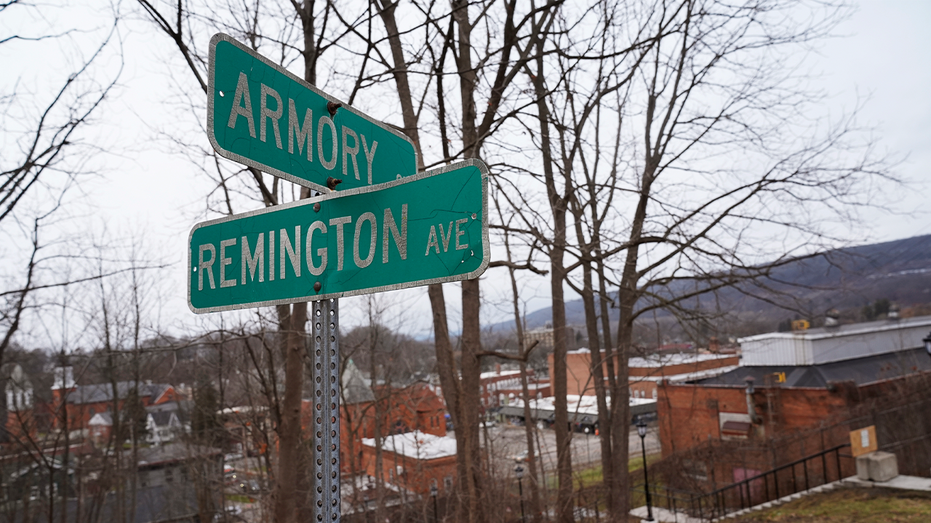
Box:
(479, 369, 523, 380)
(361, 430, 457, 460)
(628, 353, 736, 368)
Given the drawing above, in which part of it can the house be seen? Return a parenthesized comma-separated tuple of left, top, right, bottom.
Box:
(2, 443, 223, 523)
(50, 367, 179, 433)
(87, 401, 189, 447)
(144, 401, 189, 445)
(2, 363, 36, 445)
(88, 411, 113, 445)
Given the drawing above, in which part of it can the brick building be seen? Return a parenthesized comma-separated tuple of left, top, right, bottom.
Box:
(331, 360, 448, 477)
(656, 315, 931, 492)
(550, 348, 737, 399)
(360, 430, 457, 496)
(50, 367, 179, 433)
(479, 365, 551, 409)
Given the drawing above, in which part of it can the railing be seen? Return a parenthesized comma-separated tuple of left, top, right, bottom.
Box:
(631, 443, 854, 520)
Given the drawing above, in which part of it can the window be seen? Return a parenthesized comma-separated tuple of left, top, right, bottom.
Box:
(165, 468, 174, 483)
(444, 476, 453, 491)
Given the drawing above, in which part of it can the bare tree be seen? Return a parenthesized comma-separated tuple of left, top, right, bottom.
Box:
(0, 2, 122, 371)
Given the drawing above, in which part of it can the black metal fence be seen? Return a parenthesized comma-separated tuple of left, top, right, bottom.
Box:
(631, 443, 854, 520)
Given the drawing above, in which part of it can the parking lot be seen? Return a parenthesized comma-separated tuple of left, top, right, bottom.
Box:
(481, 420, 660, 479)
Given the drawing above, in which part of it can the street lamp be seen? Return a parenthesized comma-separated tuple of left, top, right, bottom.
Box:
(430, 483, 438, 522)
(515, 464, 526, 523)
(636, 419, 654, 522)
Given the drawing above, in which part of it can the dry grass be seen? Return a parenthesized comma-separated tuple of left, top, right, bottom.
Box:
(731, 487, 931, 523)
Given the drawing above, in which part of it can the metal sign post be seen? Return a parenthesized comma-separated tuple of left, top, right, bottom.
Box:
(199, 34, 490, 523)
(311, 298, 340, 522)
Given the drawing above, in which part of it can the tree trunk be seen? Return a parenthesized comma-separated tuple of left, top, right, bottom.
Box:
(274, 302, 308, 523)
(612, 157, 657, 515)
(578, 262, 616, 517)
(528, 36, 574, 523)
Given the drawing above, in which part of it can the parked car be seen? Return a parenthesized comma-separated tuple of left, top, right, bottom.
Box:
(239, 479, 260, 494)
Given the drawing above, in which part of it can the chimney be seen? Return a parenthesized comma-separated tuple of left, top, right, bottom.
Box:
(709, 336, 720, 354)
(495, 363, 502, 375)
(52, 367, 74, 391)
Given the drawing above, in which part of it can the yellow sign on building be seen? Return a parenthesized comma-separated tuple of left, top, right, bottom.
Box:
(850, 425, 878, 457)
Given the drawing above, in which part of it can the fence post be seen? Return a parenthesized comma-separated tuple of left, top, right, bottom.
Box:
(821, 448, 828, 485)
(774, 467, 780, 499)
(835, 448, 842, 482)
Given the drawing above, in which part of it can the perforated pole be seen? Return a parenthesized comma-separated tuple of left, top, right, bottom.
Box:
(311, 298, 340, 522)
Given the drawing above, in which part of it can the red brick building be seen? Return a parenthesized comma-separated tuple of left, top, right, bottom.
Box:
(50, 367, 179, 433)
(360, 431, 457, 495)
(329, 360, 448, 477)
(549, 348, 737, 398)
(656, 316, 931, 491)
(479, 365, 551, 409)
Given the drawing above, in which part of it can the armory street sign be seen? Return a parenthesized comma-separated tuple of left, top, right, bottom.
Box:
(188, 160, 488, 313)
(208, 33, 417, 192)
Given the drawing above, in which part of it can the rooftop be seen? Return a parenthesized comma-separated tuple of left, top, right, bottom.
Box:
(479, 369, 523, 380)
(696, 347, 931, 388)
(361, 430, 457, 460)
(131, 443, 222, 467)
(509, 394, 655, 417)
(629, 353, 737, 368)
(60, 381, 172, 405)
(738, 315, 931, 366)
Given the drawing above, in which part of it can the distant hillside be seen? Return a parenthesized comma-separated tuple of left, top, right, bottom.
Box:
(487, 234, 931, 340)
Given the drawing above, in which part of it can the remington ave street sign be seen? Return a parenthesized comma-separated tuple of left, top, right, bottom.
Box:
(188, 160, 489, 313)
(208, 33, 417, 192)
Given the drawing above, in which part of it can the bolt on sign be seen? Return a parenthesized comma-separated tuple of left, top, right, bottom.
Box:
(208, 33, 417, 192)
(188, 160, 489, 313)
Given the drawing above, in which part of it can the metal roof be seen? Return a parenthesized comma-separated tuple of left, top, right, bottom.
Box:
(695, 347, 931, 388)
(738, 315, 931, 366)
(61, 381, 171, 405)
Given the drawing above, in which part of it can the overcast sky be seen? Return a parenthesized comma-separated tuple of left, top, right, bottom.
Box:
(3, 0, 930, 343)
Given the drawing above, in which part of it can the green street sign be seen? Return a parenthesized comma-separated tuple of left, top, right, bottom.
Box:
(188, 160, 489, 313)
(207, 33, 418, 192)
